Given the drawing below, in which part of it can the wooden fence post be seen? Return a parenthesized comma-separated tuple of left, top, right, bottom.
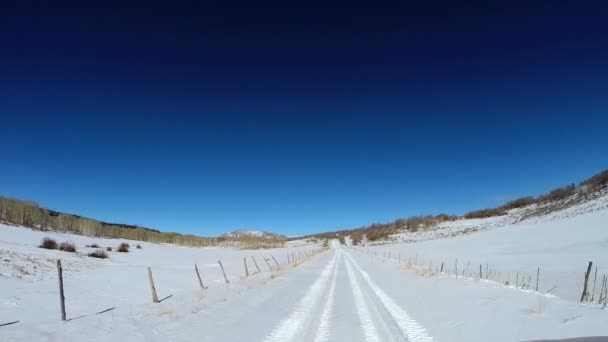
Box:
(271, 255, 280, 268)
(580, 261, 593, 302)
(195, 264, 207, 289)
(251, 256, 261, 273)
(440, 262, 444, 273)
(605, 275, 608, 306)
(148, 267, 159, 303)
(243, 257, 249, 277)
(604, 275, 607, 304)
(598, 275, 604, 303)
(600, 275, 606, 304)
(479, 264, 482, 279)
(57, 260, 66, 321)
(218, 260, 229, 284)
(591, 266, 598, 302)
(264, 258, 273, 271)
(536, 267, 540, 292)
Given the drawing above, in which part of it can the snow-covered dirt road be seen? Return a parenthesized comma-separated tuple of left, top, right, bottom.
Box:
(149, 247, 607, 342)
(2, 237, 607, 341)
(152, 247, 433, 342)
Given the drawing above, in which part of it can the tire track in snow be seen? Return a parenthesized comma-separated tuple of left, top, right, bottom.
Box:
(345, 252, 434, 342)
(344, 253, 380, 342)
(313, 250, 341, 342)
(263, 251, 338, 342)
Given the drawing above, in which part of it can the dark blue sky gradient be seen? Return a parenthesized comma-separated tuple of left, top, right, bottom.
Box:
(1, 2, 607, 235)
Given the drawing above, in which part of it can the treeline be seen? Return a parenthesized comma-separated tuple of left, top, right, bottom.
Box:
(302, 169, 608, 243)
(464, 169, 608, 219)
(299, 213, 458, 245)
(0, 197, 218, 246)
(3, 169, 607, 247)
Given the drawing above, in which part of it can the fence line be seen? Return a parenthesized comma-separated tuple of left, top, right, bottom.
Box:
(5, 246, 327, 324)
(357, 246, 607, 306)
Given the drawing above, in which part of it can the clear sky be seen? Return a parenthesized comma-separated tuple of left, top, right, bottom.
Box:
(1, 2, 607, 236)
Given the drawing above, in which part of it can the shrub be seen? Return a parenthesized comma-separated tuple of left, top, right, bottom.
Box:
(580, 169, 608, 190)
(88, 250, 108, 259)
(537, 184, 576, 203)
(464, 207, 506, 219)
(59, 241, 77, 253)
(136, 244, 142, 249)
(435, 213, 457, 222)
(117, 242, 130, 253)
(503, 196, 536, 210)
(39, 237, 58, 250)
(90, 243, 99, 248)
(106, 247, 112, 251)
(367, 227, 392, 241)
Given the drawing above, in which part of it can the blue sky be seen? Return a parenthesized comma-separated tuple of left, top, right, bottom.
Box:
(1, 2, 607, 236)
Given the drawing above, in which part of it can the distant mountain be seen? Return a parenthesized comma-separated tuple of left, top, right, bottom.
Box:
(221, 229, 287, 240)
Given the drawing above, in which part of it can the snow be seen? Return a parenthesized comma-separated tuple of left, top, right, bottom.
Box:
(1, 192, 607, 341)
(264, 251, 339, 341)
(369, 193, 608, 302)
(348, 249, 607, 342)
(0, 223, 319, 340)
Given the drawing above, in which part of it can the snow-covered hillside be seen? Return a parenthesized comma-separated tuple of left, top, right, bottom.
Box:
(385, 187, 608, 244)
(366, 190, 608, 302)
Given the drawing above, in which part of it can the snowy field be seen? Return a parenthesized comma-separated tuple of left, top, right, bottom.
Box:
(3, 241, 605, 341)
(0, 224, 319, 340)
(366, 193, 608, 302)
(1, 194, 607, 341)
